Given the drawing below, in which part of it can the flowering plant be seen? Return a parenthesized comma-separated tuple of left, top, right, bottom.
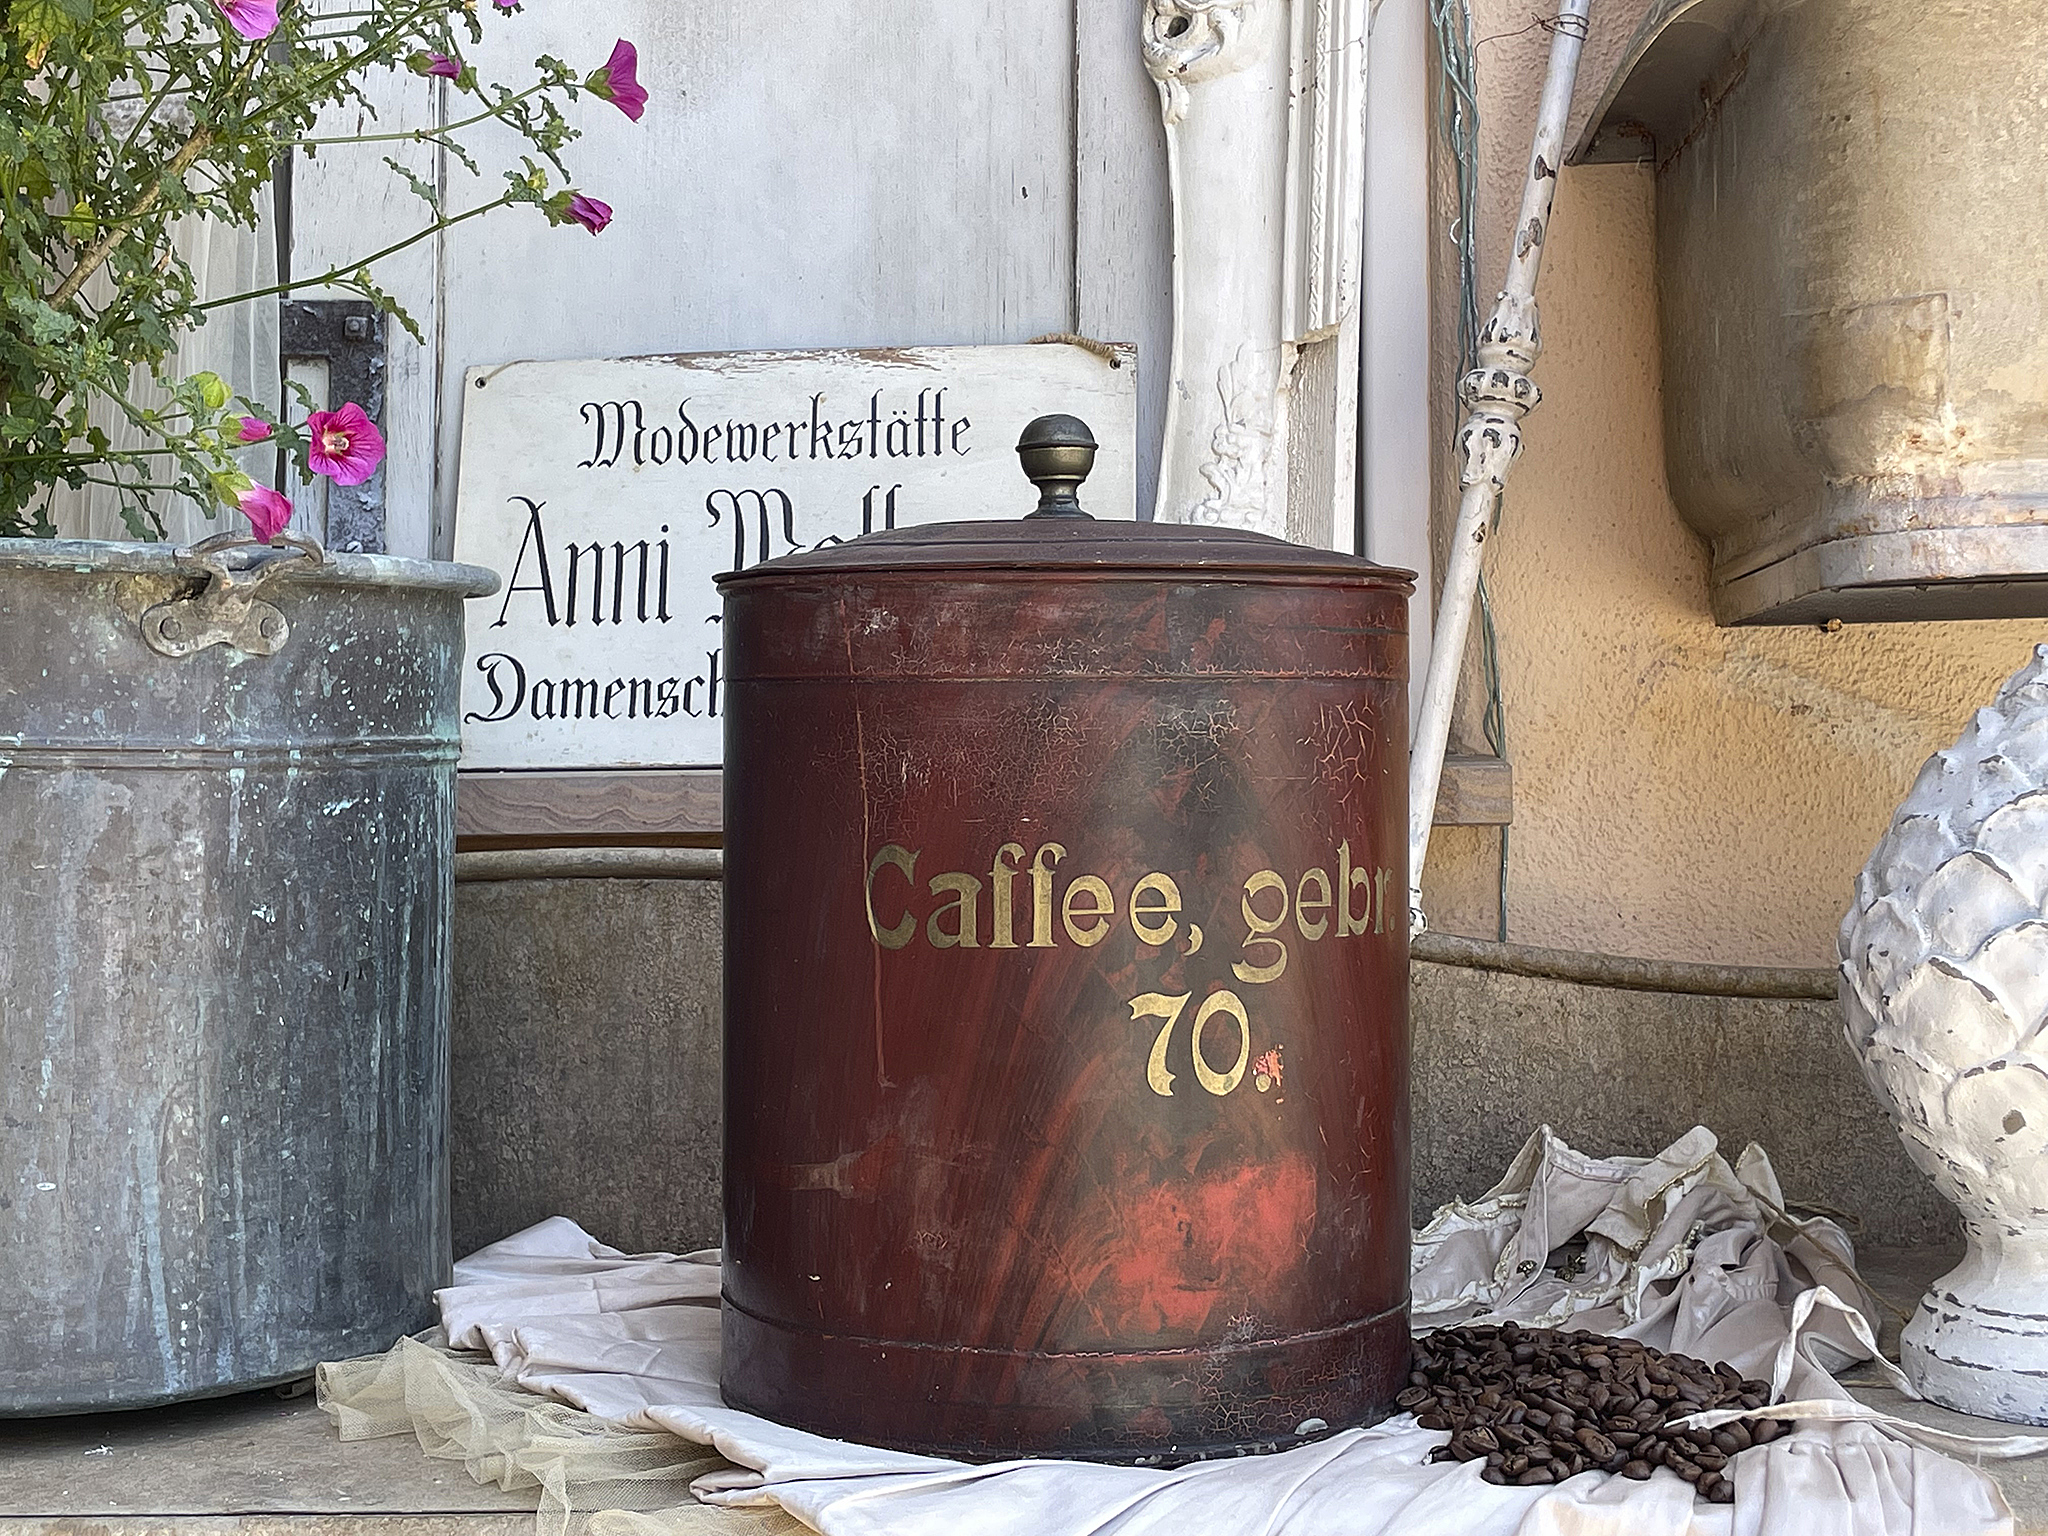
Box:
(0, 1, 646, 539)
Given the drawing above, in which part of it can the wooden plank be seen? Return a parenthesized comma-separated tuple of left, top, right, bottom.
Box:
(461, 755, 1510, 842)
(457, 770, 723, 845)
(1433, 754, 1514, 826)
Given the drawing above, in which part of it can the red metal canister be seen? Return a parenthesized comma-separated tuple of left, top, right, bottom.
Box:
(717, 419, 1414, 1462)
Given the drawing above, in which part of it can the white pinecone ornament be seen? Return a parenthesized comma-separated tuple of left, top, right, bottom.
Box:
(1841, 643, 2048, 1424)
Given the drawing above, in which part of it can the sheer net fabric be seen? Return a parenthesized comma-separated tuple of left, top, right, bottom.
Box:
(318, 1336, 805, 1536)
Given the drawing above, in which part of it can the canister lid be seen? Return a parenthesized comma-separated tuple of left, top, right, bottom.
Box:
(715, 415, 1416, 589)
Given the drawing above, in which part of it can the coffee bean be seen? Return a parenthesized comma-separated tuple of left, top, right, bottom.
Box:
(1576, 1430, 1617, 1461)
(1481, 1467, 1508, 1485)
(1409, 1324, 1782, 1504)
(1708, 1480, 1735, 1504)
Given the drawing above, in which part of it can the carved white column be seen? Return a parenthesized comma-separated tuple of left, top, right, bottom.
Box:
(1144, 0, 1369, 544)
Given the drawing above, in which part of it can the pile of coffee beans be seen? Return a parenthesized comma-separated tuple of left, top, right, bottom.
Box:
(1400, 1323, 1789, 1504)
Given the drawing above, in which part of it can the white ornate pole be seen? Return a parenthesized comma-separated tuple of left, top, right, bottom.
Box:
(1142, 0, 1370, 541)
(1144, 0, 1292, 534)
(1406, 0, 1589, 932)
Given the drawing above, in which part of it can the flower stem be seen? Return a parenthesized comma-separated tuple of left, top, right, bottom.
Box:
(295, 81, 552, 147)
(46, 127, 216, 311)
(194, 191, 517, 312)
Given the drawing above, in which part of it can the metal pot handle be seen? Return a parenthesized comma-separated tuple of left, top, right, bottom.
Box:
(141, 530, 328, 659)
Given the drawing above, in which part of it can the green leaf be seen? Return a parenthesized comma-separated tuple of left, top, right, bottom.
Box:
(9, 0, 76, 68)
(6, 293, 77, 344)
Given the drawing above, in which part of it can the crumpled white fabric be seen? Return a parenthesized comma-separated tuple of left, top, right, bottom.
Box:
(418, 1126, 2025, 1536)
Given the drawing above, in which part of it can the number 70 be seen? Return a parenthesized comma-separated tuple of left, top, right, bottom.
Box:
(1128, 990, 1252, 1098)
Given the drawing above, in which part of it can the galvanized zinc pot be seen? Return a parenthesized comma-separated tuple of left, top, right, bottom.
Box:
(717, 419, 1415, 1462)
(1578, 0, 2048, 625)
(0, 535, 496, 1414)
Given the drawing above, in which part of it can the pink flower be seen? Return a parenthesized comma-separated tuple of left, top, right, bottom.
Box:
(566, 193, 612, 235)
(235, 416, 273, 443)
(427, 52, 462, 79)
(214, 0, 279, 40)
(239, 486, 292, 544)
(493, 0, 518, 9)
(586, 40, 647, 121)
(306, 402, 387, 487)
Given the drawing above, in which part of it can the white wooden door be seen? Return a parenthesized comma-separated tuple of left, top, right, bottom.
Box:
(290, 0, 1174, 561)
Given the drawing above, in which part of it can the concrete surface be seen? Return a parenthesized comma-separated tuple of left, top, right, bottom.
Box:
(1410, 954, 1960, 1249)
(451, 877, 724, 1258)
(441, 883, 1959, 1256)
(0, 1390, 537, 1536)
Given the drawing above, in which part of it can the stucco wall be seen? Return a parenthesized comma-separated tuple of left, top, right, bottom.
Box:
(1418, 3, 2042, 966)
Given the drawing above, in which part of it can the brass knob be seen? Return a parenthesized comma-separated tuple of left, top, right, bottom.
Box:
(1016, 414, 1097, 519)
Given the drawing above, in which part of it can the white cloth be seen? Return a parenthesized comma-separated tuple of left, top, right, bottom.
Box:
(425, 1128, 2024, 1536)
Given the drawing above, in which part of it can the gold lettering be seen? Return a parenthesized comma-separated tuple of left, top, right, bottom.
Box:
(1192, 990, 1252, 1095)
(1027, 842, 1066, 948)
(989, 842, 1026, 949)
(1062, 875, 1115, 947)
(1337, 839, 1372, 938)
(1130, 991, 1190, 1096)
(865, 845, 918, 950)
(1373, 865, 1393, 935)
(1234, 869, 1289, 984)
(1295, 867, 1332, 940)
(1129, 871, 1181, 946)
(926, 872, 982, 949)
